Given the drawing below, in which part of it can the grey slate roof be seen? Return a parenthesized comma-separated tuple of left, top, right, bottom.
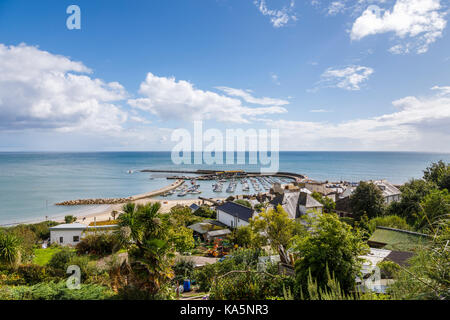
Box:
(270, 191, 322, 219)
(190, 203, 200, 211)
(373, 180, 401, 197)
(217, 201, 254, 222)
(299, 192, 324, 208)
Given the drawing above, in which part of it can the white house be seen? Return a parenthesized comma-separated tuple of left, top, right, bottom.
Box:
(49, 223, 87, 246)
(49, 223, 118, 246)
(216, 202, 255, 228)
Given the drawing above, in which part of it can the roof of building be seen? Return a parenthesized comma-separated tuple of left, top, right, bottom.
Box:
(360, 248, 392, 267)
(340, 187, 355, 199)
(49, 223, 87, 230)
(385, 250, 415, 266)
(206, 229, 232, 238)
(189, 203, 200, 210)
(372, 180, 401, 197)
(368, 227, 431, 252)
(299, 192, 324, 208)
(188, 221, 224, 234)
(216, 201, 254, 222)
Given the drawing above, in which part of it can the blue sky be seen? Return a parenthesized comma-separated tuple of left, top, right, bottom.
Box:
(0, 0, 449, 151)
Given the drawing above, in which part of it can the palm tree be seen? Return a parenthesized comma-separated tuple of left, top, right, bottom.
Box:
(0, 232, 22, 267)
(117, 202, 175, 297)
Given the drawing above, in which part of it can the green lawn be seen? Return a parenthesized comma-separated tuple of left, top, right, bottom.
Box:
(33, 247, 66, 266)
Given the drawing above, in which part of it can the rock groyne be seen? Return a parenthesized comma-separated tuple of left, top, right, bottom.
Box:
(56, 197, 132, 206)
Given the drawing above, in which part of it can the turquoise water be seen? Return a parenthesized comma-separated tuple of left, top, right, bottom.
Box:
(0, 152, 449, 225)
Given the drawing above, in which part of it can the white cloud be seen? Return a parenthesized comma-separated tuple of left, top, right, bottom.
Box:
(128, 73, 288, 124)
(0, 43, 128, 132)
(327, 1, 346, 15)
(318, 65, 374, 90)
(431, 85, 450, 95)
(310, 109, 332, 113)
(351, 0, 448, 54)
(264, 86, 450, 151)
(215, 86, 288, 106)
(254, 0, 297, 28)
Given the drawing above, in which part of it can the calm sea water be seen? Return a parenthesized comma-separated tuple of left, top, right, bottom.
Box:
(0, 152, 449, 225)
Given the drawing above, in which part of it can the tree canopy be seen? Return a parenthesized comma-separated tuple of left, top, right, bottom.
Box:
(349, 181, 385, 220)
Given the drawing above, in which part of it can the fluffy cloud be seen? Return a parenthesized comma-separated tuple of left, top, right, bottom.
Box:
(318, 65, 374, 90)
(128, 73, 288, 123)
(264, 86, 450, 151)
(0, 44, 128, 132)
(254, 0, 297, 28)
(351, 0, 447, 54)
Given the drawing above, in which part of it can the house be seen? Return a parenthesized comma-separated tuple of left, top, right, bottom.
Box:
(368, 226, 431, 252)
(372, 180, 401, 204)
(50, 223, 87, 246)
(216, 201, 255, 228)
(298, 192, 323, 215)
(269, 191, 323, 219)
(49, 223, 118, 246)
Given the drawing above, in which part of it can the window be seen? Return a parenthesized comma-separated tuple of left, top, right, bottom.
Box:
(59, 237, 64, 243)
(73, 236, 80, 242)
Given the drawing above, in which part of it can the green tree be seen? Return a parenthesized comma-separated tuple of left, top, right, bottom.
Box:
(423, 160, 450, 190)
(349, 181, 385, 220)
(117, 202, 175, 297)
(387, 179, 435, 226)
(64, 215, 77, 224)
(294, 213, 369, 296)
(417, 189, 450, 232)
(311, 192, 336, 213)
(250, 205, 296, 251)
(193, 206, 216, 219)
(232, 225, 256, 248)
(168, 225, 195, 253)
(0, 232, 22, 267)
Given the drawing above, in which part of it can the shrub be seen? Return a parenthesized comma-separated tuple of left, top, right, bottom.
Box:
(15, 264, 51, 285)
(47, 248, 76, 272)
(368, 215, 411, 233)
(234, 199, 252, 208)
(0, 281, 115, 300)
(173, 258, 195, 283)
(377, 260, 401, 279)
(210, 271, 295, 300)
(194, 206, 216, 219)
(75, 233, 121, 256)
(64, 215, 77, 224)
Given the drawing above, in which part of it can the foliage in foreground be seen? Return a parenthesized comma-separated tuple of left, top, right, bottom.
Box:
(387, 221, 450, 300)
(0, 281, 114, 300)
(294, 212, 369, 297)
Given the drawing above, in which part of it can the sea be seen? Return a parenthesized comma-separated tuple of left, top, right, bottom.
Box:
(0, 151, 449, 225)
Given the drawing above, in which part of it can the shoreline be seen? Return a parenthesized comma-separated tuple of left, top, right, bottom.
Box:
(1, 195, 226, 228)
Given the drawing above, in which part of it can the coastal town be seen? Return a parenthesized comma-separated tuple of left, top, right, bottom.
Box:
(1, 161, 448, 300)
